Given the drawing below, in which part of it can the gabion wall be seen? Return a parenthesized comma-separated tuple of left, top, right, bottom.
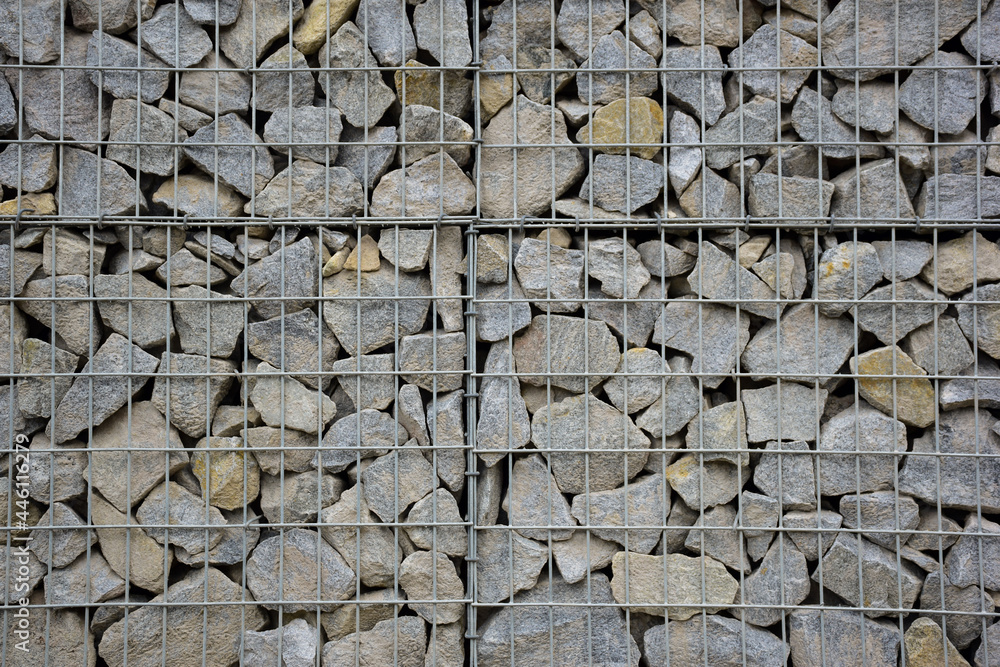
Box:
(2, 0, 1000, 664)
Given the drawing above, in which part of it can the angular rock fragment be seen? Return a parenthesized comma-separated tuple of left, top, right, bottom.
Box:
(86, 31, 170, 103)
(475, 529, 548, 604)
(660, 45, 725, 125)
(551, 531, 620, 584)
(251, 159, 363, 218)
(413, 0, 472, 67)
(899, 51, 985, 135)
(839, 490, 920, 549)
(815, 241, 882, 317)
(150, 352, 235, 438)
(332, 353, 396, 411)
(570, 473, 665, 552)
(184, 113, 275, 199)
(667, 111, 703, 195)
(152, 174, 245, 218)
(244, 618, 318, 667)
(753, 440, 816, 511)
(577, 96, 664, 160)
(789, 609, 901, 667)
(371, 152, 476, 217)
(791, 87, 883, 160)
(191, 435, 260, 511)
(653, 299, 750, 389)
(604, 347, 666, 414)
(851, 345, 936, 428)
(477, 342, 531, 465)
(233, 237, 319, 320)
(399, 550, 464, 623)
(250, 361, 336, 434)
(644, 615, 789, 667)
(610, 551, 738, 619)
(748, 173, 834, 226)
(247, 528, 354, 612)
(688, 241, 780, 318)
(264, 106, 343, 165)
(742, 383, 827, 443)
(665, 453, 747, 509)
(579, 154, 663, 214)
(398, 332, 465, 393)
(400, 105, 473, 167)
(831, 80, 898, 134)
(405, 489, 467, 557)
(684, 503, 750, 573)
(318, 22, 396, 128)
(323, 617, 426, 666)
(814, 533, 923, 617)
(729, 24, 817, 102)
(219, 0, 304, 68)
(0, 0, 64, 63)
(576, 31, 655, 105)
(253, 47, 315, 113)
(178, 52, 251, 115)
(92, 273, 174, 349)
(361, 446, 437, 522)
(0, 138, 58, 193)
(58, 146, 145, 218)
(320, 484, 399, 587)
(513, 238, 585, 313)
(920, 569, 996, 649)
(678, 168, 742, 222)
(314, 409, 407, 473)
(703, 96, 778, 170)
(514, 315, 620, 392)
(138, 3, 212, 68)
(90, 492, 172, 594)
(135, 480, 227, 554)
(394, 60, 473, 119)
(737, 540, 810, 626)
(905, 617, 971, 667)
(16, 338, 77, 420)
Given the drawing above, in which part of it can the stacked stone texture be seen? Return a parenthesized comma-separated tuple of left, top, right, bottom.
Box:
(2, 0, 1000, 664)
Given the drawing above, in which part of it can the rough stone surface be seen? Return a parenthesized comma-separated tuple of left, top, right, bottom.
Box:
(920, 569, 996, 649)
(399, 550, 464, 623)
(151, 352, 236, 438)
(17, 338, 78, 420)
(684, 503, 750, 573)
(604, 347, 666, 414)
(361, 446, 437, 522)
(218, 0, 303, 68)
(477, 342, 531, 465)
(577, 96, 664, 161)
(514, 238, 585, 313)
(413, 0, 472, 67)
(785, 509, 843, 561)
(405, 488, 467, 556)
(253, 47, 315, 113)
(570, 474, 666, 552)
(576, 30, 656, 105)
(371, 152, 475, 217)
(58, 145, 145, 218)
(830, 158, 915, 222)
(753, 440, 816, 511)
(610, 551, 738, 619)
(178, 52, 251, 115)
(644, 615, 790, 667)
(704, 96, 778, 169)
(816, 241, 883, 317)
(667, 111, 703, 196)
(814, 533, 923, 616)
(0, 138, 58, 193)
(232, 237, 318, 320)
(139, 2, 212, 67)
(314, 409, 407, 473)
(789, 609, 901, 667)
(247, 528, 354, 612)
(532, 394, 649, 494)
(579, 154, 663, 215)
(653, 299, 751, 389)
(91, 492, 173, 594)
(183, 113, 275, 199)
(320, 484, 399, 587)
(791, 87, 884, 159)
(689, 241, 780, 318)
(318, 22, 396, 128)
(854, 280, 945, 345)
(851, 346, 936, 428)
(244, 618, 318, 667)
(251, 159, 363, 218)
(475, 529, 548, 604)
(29, 502, 95, 568)
(957, 283, 1000, 360)
(551, 531, 620, 584)
(323, 617, 426, 667)
(899, 51, 985, 135)
(729, 24, 817, 103)
(514, 315, 619, 392)
(86, 31, 170, 103)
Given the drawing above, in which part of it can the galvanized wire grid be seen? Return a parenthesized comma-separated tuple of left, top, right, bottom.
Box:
(1, 0, 1000, 664)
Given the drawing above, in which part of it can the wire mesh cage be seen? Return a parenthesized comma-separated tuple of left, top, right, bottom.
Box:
(2, 0, 1000, 664)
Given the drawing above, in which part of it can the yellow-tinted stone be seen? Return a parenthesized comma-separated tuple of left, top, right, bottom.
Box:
(480, 56, 518, 121)
(192, 436, 261, 511)
(576, 97, 664, 160)
(904, 617, 970, 667)
(851, 345, 936, 428)
(343, 234, 380, 272)
(292, 0, 359, 54)
(394, 60, 473, 119)
(0, 192, 56, 216)
(91, 493, 172, 594)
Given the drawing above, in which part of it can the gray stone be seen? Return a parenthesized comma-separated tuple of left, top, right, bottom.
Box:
(943, 515, 1000, 590)
(604, 347, 666, 414)
(532, 393, 649, 494)
(742, 302, 855, 386)
(475, 278, 533, 341)
(551, 531, 620, 583)
(703, 96, 778, 169)
(831, 80, 897, 134)
(394, 59, 473, 119)
(252, 47, 315, 113)
(477, 573, 638, 666)
(509, 46, 574, 105)
(908, 506, 963, 552)
(785, 509, 843, 561)
(475, 528, 549, 604)
(184, 113, 275, 198)
(839, 491, 920, 549)
(361, 446, 438, 522)
(17, 339, 78, 419)
(0, 138, 57, 192)
(424, 621, 464, 667)
(380, 229, 433, 273)
(41, 227, 107, 277)
(182, 0, 240, 24)
(19, 276, 102, 359)
(26, 433, 87, 504)
(135, 480, 226, 554)
(900, 408, 1000, 512)
(0, 0, 64, 63)
(244, 618, 317, 667)
(264, 106, 342, 165)
(259, 471, 340, 524)
(429, 225, 465, 333)
(318, 22, 396, 128)
(0, 73, 12, 134)
(941, 356, 1000, 410)
(232, 237, 318, 320)
(878, 116, 933, 172)
(629, 9, 661, 58)
(666, 450, 748, 507)
(413, 0, 472, 66)
(818, 402, 907, 496)
(579, 154, 663, 215)
(479, 0, 551, 61)
(570, 474, 666, 553)
(86, 31, 169, 103)
(636, 240, 697, 279)
(314, 409, 407, 473)
(514, 237, 585, 313)
(477, 462, 502, 526)
(247, 527, 354, 612)
(48, 333, 158, 444)
(815, 533, 923, 616)
(244, 425, 317, 475)
(4, 29, 111, 147)
(635, 356, 701, 438)
(171, 284, 245, 357)
(251, 159, 363, 218)
(659, 45, 725, 125)
(928, 130, 988, 176)
(917, 174, 1000, 220)
(589, 236, 652, 299)
(742, 383, 828, 443)
(0, 245, 41, 299)
(0, 543, 44, 604)
(678, 168, 742, 222)
(28, 502, 95, 568)
(791, 87, 884, 159)
(250, 360, 336, 434)
(688, 240, 780, 319)
(976, 621, 1000, 667)
(958, 283, 1000, 360)
(684, 400, 747, 466)
(58, 145, 145, 217)
(91, 401, 188, 512)
(425, 389, 466, 493)
(108, 247, 164, 274)
(400, 105, 473, 166)
(0, 304, 26, 383)
(815, 241, 882, 317)
(395, 384, 429, 449)
(504, 454, 576, 541)
(93, 272, 174, 349)
(152, 174, 245, 218)
(355, 0, 416, 67)
(789, 609, 901, 667)
(514, 315, 620, 392)
(90, 492, 172, 594)
(821, 0, 979, 80)
(320, 483, 399, 587)
(219, 0, 303, 68)
(67, 0, 154, 32)
(405, 488, 467, 556)
(320, 588, 405, 642)
(754, 440, 816, 511)
(736, 539, 810, 626)
(149, 352, 235, 438)
(576, 30, 655, 105)
(98, 567, 266, 667)
(322, 617, 426, 667)
(481, 95, 585, 219)
(371, 151, 476, 217)
(138, 2, 211, 68)
(154, 247, 227, 286)
(178, 52, 251, 115)
(556, 0, 625, 60)
(611, 551, 738, 618)
(748, 173, 834, 225)
(652, 298, 751, 389)
(322, 264, 431, 355)
(729, 24, 817, 102)
(399, 332, 465, 393)
(854, 279, 945, 345)
(666, 111, 702, 196)
(873, 239, 933, 282)
(477, 342, 531, 465)
(43, 550, 125, 605)
(920, 569, 996, 649)
(399, 550, 464, 623)
(332, 354, 395, 411)
(685, 503, 750, 573)
(962, 0, 1000, 60)
(900, 51, 985, 135)
(644, 615, 789, 667)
